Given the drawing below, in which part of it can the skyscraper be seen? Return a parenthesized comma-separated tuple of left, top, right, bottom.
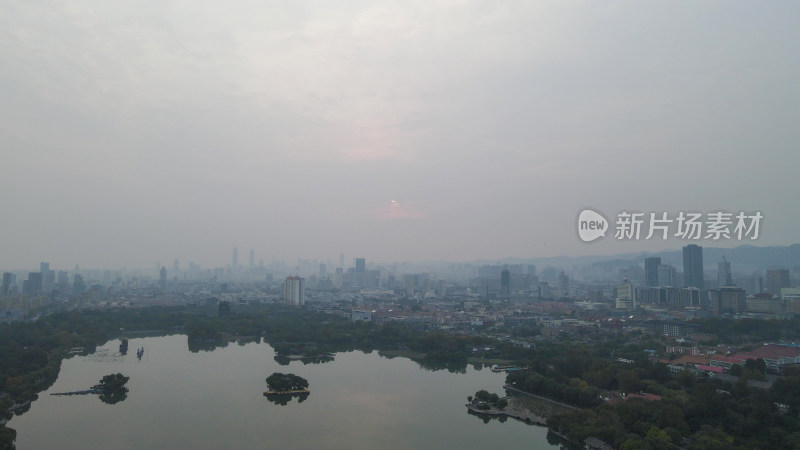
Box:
(558, 270, 569, 292)
(766, 269, 790, 296)
(718, 256, 733, 287)
(232, 247, 238, 270)
(159, 266, 167, 290)
(57, 271, 69, 292)
(645, 257, 661, 287)
(683, 245, 704, 289)
(24, 272, 42, 295)
(355, 258, 365, 273)
(615, 280, 636, 310)
(658, 264, 677, 287)
(2, 272, 15, 296)
(40, 262, 51, 293)
(501, 269, 510, 296)
(284, 276, 304, 306)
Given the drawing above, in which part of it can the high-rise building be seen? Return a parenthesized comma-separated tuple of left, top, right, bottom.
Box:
(24, 272, 42, 295)
(736, 273, 763, 296)
(73, 274, 86, 294)
(718, 256, 733, 287)
(766, 269, 791, 297)
(715, 286, 747, 315)
(2, 272, 15, 296)
(558, 270, 569, 292)
(232, 247, 238, 270)
(284, 276, 304, 306)
(40, 262, 51, 293)
(658, 264, 677, 287)
(319, 263, 327, 279)
(500, 269, 510, 296)
(645, 257, 661, 287)
(615, 280, 636, 310)
(339, 254, 345, 269)
(173, 259, 180, 279)
(683, 245, 704, 289)
(404, 274, 416, 296)
(249, 249, 255, 270)
(159, 266, 167, 290)
(57, 271, 69, 292)
(355, 258, 366, 273)
(438, 280, 446, 298)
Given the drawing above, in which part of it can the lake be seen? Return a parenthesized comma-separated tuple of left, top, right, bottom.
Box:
(9, 335, 558, 449)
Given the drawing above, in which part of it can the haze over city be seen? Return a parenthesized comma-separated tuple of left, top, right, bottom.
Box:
(2, 1, 798, 270)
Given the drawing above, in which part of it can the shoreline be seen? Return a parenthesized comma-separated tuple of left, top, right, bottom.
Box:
(465, 401, 548, 426)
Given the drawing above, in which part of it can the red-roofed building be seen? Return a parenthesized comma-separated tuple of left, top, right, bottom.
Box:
(710, 354, 756, 370)
(738, 344, 800, 373)
(695, 364, 724, 374)
(626, 393, 662, 402)
(711, 345, 800, 373)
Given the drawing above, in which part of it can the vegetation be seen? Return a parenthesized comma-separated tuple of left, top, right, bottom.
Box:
(3, 305, 800, 448)
(97, 373, 129, 405)
(695, 318, 800, 344)
(264, 373, 309, 406)
(265, 373, 308, 392)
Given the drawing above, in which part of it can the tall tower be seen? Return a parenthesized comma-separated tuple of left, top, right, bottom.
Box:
(558, 270, 569, 292)
(658, 264, 676, 287)
(718, 256, 733, 287)
(159, 266, 167, 290)
(355, 258, 366, 273)
(501, 269, 510, 296)
(40, 262, 51, 293)
(766, 269, 790, 296)
(683, 244, 704, 289)
(645, 257, 661, 287)
(284, 276, 304, 306)
(232, 247, 238, 270)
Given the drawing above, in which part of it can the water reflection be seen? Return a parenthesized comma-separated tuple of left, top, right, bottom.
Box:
(467, 408, 509, 424)
(415, 359, 467, 374)
(11, 336, 557, 449)
(264, 392, 310, 406)
(99, 389, 128, 405)
(187, 336, 261, 353)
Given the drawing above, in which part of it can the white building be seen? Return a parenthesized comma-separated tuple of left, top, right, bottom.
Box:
(284, 276, 304, 306)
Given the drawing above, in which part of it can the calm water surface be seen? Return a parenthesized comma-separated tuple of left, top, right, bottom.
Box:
(10, 335, 557, 449)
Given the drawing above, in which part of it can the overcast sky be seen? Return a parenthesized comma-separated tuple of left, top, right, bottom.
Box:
(2, 0, 798, 270)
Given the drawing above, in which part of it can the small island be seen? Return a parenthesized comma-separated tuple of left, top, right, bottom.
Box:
(466, 390, 546, 426)
(97, 373, 130, 405)
(263, 373, 309, 405)
(50, 373, 129, 405)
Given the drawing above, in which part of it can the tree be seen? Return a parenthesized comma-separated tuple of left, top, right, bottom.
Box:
(266, 373, 308, 392)
(98, 373, 129, 405)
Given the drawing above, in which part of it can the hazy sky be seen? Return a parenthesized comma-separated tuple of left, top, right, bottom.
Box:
(2, 1, 799, 270)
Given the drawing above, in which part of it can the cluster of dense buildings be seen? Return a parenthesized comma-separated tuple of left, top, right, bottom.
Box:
(613, 245, 797, 319)
(1, 246, 797, 327)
